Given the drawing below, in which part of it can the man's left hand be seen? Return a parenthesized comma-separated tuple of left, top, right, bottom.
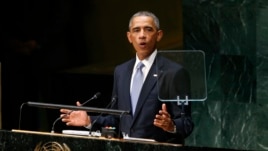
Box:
(153, 103, 176, 132)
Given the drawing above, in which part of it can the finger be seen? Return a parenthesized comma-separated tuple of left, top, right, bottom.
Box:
(158, 111, 169, 119)
(60, 109, 71, 114)
(154, 114, 167, 124)
(160, 104, 171, 118)
(154, 118, 168, 130)
(161, 111, 170, 118)
(158, 104, 167, 114)
(154, 114, 162, 120)
(66, 121, 72, 126)
(153, 118, 162, 126)
(161, 104, 170, 115)
(61, 118, 70, 123)
(60, 114, 67, 118)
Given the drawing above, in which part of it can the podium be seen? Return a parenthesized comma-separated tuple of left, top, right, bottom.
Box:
(0, 130, 238, 151)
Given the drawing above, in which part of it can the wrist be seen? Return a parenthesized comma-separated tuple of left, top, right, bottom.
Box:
(167, 122, 176, 133)
(84, 116, 91, 129)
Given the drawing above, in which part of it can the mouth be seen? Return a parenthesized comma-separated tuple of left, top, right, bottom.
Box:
(139, 42, 147, 48)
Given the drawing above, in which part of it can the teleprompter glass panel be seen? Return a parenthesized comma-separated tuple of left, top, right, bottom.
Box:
(156, 50, 207, 102)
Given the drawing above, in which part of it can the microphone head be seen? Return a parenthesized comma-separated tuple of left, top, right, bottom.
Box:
(94, 92, 101, 99)
(111, 95, 118, 102)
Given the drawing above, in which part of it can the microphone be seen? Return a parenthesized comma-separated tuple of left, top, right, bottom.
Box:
(89, 95, 117, 135)
(51, 92, 101, 133)
(18, 102, 27, 130)
(80, 92, 101, 106)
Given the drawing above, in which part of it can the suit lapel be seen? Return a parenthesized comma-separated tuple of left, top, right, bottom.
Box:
(122, 59, 135, 114)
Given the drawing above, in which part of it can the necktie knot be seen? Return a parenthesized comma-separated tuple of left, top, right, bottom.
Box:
(136, 62, 144, 70)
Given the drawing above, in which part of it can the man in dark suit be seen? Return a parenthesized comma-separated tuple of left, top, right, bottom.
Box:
(60, 10, 194, 144)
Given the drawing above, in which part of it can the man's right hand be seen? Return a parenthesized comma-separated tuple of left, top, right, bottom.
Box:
(60, 101, 91, 127)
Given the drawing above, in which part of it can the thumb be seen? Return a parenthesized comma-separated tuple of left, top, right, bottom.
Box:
(76, 101, 82, 106)
(162, 103, 167, 111)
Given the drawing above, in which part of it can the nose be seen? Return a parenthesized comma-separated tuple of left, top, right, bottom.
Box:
(139, 30, 146, 39)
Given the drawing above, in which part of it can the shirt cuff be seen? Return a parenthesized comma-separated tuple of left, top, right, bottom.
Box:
(84, 116, 92, 129)
(167, 125, 177, 133)
(84, 123, 92, 129)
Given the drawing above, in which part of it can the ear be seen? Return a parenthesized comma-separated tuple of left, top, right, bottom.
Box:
(127, 31, 132, 43)
(156, 30, 163, 42)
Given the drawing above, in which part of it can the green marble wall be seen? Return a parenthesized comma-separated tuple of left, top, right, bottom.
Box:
(182, 0, 268, 151)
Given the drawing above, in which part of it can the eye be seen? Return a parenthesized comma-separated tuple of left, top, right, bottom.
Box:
(145, 27, 154, 32)
(132, 28, 140, 32)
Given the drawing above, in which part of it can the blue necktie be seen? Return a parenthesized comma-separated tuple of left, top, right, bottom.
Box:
(131, 62, 145, 115)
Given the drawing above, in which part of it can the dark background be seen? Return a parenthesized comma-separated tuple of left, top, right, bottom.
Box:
(0, 0, 183, 132)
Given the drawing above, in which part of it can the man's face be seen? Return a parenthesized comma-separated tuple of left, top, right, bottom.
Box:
(127, 16, 163, 60)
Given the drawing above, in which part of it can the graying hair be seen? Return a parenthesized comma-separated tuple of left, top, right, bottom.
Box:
(128, 11, 160, 30)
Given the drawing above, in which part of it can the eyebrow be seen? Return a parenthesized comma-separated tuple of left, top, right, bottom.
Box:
(131, 26, 154, 30)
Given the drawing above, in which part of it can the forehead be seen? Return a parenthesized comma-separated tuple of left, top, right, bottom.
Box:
(130, 16, 156, 29)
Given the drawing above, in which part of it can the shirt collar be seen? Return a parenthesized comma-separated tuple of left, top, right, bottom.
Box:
(135, 50, 157, 69)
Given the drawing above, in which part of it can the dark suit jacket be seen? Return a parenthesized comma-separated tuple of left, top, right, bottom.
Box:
(91, 54, 194, 144)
